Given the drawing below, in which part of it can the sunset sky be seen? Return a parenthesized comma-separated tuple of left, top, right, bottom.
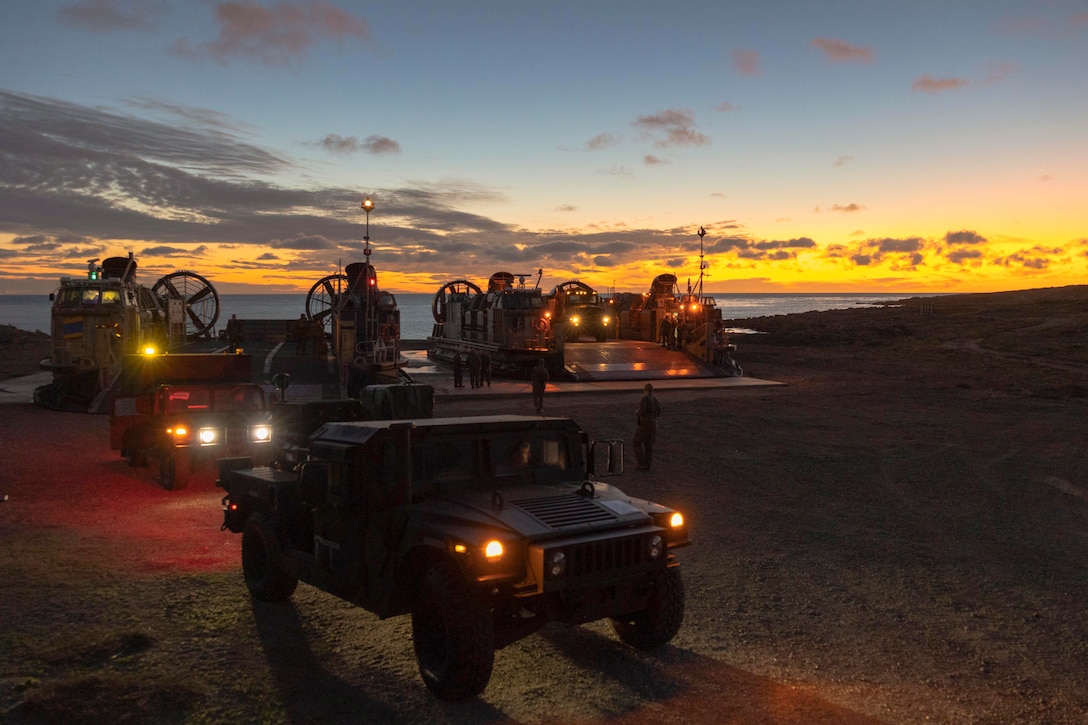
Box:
(1, 0, 1086, 296)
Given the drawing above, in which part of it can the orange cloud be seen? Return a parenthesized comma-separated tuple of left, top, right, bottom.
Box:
(732, 49, 761, 76)
(810, 37, 875, 63)
(174, 0, 371, 65)
(911, 74, 970, 93)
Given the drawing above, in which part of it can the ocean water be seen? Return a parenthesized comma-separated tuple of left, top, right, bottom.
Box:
(0, 291, 929, 339)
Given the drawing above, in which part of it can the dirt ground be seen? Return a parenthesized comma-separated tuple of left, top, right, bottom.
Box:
(2, 286, 1087, 724)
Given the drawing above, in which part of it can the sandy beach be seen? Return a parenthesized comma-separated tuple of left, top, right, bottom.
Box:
(1, 286, 1086, 723)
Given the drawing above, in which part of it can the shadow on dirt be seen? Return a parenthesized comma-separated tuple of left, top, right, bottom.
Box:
(249, 597, 514, 724)
(539, 625, 884, 724)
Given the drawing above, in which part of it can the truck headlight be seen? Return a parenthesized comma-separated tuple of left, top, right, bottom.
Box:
(484, 540, 504, 559)
(602, 316, 611, 326)
(670, 512, 684, 528)
(250, 424, 272, 442)
(570, 316, 580, 326)
(545, 550, 567, 578)
(198, 427, 218, 445)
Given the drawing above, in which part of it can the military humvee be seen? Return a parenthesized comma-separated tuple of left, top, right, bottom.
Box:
(218, 414, 689, 700)
(110, 354, 273, 490)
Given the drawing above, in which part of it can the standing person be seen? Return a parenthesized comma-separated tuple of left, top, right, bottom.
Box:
(530, 357, 549, 414)
(294, 314, 309, 354)
(659, 316, 672, 348)
(468, 349, 482, 389)
(226, 314, 242, 353)
(452, 353, 464, 388)
(480, 351, 491, 387)
(633, 383, 661, 470)
(308, 318, 326, 358)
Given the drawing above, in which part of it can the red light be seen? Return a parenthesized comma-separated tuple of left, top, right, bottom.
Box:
(229, 503, 238, 511)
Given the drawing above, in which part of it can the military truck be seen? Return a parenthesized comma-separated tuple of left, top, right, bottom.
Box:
(218, 414, 690, 700)
(548, 280, 612, 342)
(111, 353, 273, 490)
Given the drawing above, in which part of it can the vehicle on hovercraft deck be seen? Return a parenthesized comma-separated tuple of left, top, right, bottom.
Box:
(427, 270, 562, 379)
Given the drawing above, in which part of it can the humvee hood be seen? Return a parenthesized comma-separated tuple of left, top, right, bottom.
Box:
(424, 482, 654, 538)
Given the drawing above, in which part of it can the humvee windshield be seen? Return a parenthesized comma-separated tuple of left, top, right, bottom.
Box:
(163, 386, 265, 413)
(408, 429, 573, 492)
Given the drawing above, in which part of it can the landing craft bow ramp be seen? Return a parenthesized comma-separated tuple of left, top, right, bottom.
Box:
(562, 339, 722, 381)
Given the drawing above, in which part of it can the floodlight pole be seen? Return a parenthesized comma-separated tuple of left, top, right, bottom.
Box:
(361, 195, 376, 344)
(698, 226, 711, 362)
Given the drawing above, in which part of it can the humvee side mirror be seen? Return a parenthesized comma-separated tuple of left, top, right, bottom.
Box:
(271, 372, 291, 402)
(588, 439, 624, 477)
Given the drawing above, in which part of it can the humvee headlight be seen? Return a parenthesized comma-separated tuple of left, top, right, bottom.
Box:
(545, 550, 567, 578)
(647, 534, 664, 560)
(484, 540, 504, 559)
(198, 427, 218, 445)
(142, 345, 158, 355)
(250, 425, 272, 442)
(571, 315, 580, 326)
(670, 512, 684, 528)
(602, 316, 611, 326)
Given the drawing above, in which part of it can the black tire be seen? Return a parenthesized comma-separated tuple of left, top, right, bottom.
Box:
(158, 451, 189, 490)
(610, 565, 685, 650)
(241, 510, 298, 601)
(411, 562, 494, 701)
(125, 448, 148, 468)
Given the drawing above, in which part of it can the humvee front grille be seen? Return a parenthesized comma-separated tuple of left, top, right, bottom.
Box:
(567, 533, 647, 580)
(514, 494, 615, 529)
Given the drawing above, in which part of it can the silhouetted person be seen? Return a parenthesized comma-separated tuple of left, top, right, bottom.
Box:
(308, 318, 326, 358)
(294, 314, 309, 354)
(468, 349, 482, 389)
(481, 351, 491, 387)
(633, 382, 661, 470)
(226, 314, 242, 352)
(531, 357, 549, 413)
(453, 353, 464, 388)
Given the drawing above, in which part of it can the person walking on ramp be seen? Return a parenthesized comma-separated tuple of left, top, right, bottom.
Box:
(633, 383, 661, 470)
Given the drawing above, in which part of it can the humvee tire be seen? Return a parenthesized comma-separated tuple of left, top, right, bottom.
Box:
(412, 562, 495, 701)
(124, 448, 148, 468)
(158, 452, 189, 490)
(609, 565, 685, 650)
(241, 511, 298, 601)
